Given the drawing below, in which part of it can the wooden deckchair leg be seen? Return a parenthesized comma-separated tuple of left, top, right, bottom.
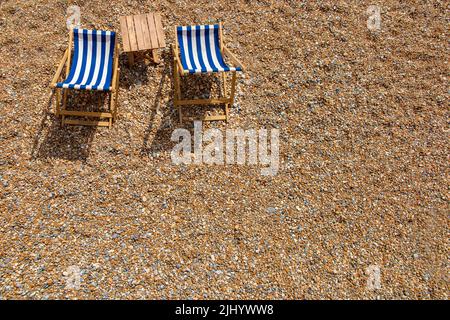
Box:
(226, 71, 238, 122)
(55, 88, 61, 116)
(229, 71, 237, 105)
(222, 72, 229, 122)
(109, 74, 119, 126)
(173, 59, 182, 124)
(224, 102, 229, 123)
(114, 91, 119, 122)
(113, 72, 119, 122)
(61, 89, 68, 126)
(61, 29, 73, 126)
(108, 91, 113, 128)
(110, 92, 115, 122)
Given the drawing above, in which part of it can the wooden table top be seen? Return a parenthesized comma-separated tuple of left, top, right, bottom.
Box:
(119, 12, 166, 53)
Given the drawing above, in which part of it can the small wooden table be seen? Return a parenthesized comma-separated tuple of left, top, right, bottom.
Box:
(119, 12, 166, 65)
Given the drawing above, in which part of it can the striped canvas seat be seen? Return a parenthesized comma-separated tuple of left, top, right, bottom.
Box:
(57, 29, 116, 91)
(177, 25, 241, 74)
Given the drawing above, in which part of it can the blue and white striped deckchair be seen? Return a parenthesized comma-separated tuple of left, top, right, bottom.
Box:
(57, 29, 116, 91)
(177, 25, 241, 74)
(173, 22, 245, 123)
(50, 28, 120, 127)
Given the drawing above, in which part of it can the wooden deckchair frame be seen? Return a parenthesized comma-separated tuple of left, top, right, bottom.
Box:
(50, 29, 120, 128)
(173, 22, 245, 124)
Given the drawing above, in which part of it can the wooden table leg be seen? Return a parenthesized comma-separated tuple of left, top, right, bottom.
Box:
(152, 49, 160, 64)
(127, 52, 134, 66)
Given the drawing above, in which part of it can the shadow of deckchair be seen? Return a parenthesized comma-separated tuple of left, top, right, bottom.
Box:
(31, 90, 96, 162)
(30, 91, 54, 159)
(118, 52, 151, 89)
(140, 50, 178, 156)
(176, 73, 218, 120)
(140, 50, 225, 157)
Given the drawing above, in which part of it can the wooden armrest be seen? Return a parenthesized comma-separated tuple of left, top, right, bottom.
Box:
(223, 46, 246, 71)
(50, 49, 69, 88)
(173, 45, 188, 75)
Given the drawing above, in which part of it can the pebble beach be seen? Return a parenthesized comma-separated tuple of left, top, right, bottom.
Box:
(0, 0, 448, 299)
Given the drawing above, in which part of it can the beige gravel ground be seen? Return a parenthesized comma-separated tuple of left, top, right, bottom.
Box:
(0, 0, 448, 299)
